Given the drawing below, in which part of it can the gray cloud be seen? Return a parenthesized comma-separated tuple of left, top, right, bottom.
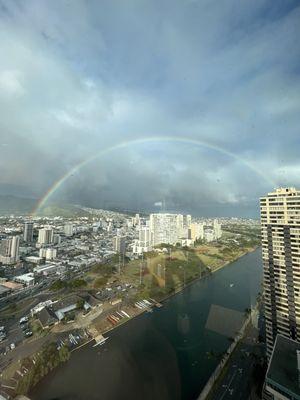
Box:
(0, 0, 300, 216)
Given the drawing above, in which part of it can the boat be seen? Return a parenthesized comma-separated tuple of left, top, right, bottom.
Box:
(93, 336, 109, 347)
(230, 283, 234, 288)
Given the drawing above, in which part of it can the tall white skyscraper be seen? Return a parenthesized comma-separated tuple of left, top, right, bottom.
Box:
(190, 223, 204, 241)
(64, 224, 74, 237)
(0, 236, 20, 264)
(37, 227, 54, 245)
(213, 219, 222, 239)
(149, 213, 183, 246)
(261, 187, 300, 356)
(24, 222, 34, 243)
(113, 235, 126, 254)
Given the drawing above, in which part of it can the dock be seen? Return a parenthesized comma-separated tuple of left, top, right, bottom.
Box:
(93, 334, 108, 347)
(149, 298, 163, 308)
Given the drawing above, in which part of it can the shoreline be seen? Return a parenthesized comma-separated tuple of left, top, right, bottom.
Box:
(19, 245, 260, 399)
(73, 245, 260, 351)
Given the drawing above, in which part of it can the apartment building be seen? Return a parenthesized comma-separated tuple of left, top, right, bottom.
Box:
(260, 187, 300, 356)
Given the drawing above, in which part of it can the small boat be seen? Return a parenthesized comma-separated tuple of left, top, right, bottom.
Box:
(93, 337, 109, 347)
(230, 283, 234, 288)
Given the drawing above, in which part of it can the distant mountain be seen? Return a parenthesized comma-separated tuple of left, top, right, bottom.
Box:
(39, 204, 90, 217)
(0, 195, 36, 215)
(0, 195, 90, 217)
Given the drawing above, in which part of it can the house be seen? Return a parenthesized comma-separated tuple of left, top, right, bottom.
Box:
(36, 307, 58, 329)
(52, 294, 85, 321)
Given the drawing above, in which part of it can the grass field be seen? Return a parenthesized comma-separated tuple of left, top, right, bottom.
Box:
(51, 224, 260, 302)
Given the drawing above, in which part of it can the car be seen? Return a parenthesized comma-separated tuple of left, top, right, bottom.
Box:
(10, 343, 15, 350)
(24, 331, 33, 338)
(21, 323, 29, 331)
(19, 316, 29, 324)
(0, 333, 7, 342)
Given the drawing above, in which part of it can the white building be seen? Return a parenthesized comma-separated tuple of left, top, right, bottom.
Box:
(261, 187, 300, 356)
(132, 213, 140, 227)
(0, 236, 20, 264)
(204, 228, 215, 243)
(34, 264, 63, 276)
(133, 226, 152, 254)
(37, 227, 54, 246)
(64, 224, 74, 237)
(149, 213, 183, 246)
(190, 223, 205, 241)
(39, 247, 57, 260)
(14, 272, 35, 286)
(113, 235, 126, 254)
(213, 219, 222, 239)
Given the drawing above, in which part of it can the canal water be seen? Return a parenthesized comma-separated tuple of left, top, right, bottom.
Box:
(31, 249, 262, 400)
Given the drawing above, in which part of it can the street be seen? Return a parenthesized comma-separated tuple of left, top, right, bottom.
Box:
(209, 323, 265, 400)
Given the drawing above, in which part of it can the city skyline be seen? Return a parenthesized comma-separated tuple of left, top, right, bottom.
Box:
(0, 1, 300, 216)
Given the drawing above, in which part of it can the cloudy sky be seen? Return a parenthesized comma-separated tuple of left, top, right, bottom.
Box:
(0, 0, 299, 217)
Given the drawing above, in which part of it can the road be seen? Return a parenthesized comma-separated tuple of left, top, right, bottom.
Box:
(209, 322, 265, 400)
(0, 282, 60, 356)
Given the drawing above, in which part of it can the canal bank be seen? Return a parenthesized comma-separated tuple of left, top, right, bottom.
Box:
(30, 248, 263, 400)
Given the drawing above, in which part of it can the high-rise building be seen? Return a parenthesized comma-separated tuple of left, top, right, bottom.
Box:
(213, 219, 222, 239)
(0, 236, 20, 264)
(64, 224, 74, 237)
(39, 247, 57, 260)
(113, 235, 126, 254)
(149, 213, 183, 246)
(183, 214, 192, 229)
(190, 223, 205, 241)
(133, 227, 152, 254)
(260, 187, 300, 356)
(24, 222, 34, 243)
(37, 227, 54, 245)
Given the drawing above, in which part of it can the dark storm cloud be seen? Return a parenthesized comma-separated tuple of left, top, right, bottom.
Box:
(0, 0, 300, 215)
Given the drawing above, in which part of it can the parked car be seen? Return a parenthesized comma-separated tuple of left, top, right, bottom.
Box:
(21, 323, 29, 331)
(19, 316, 29, 324)
(0, 332, 7, 342)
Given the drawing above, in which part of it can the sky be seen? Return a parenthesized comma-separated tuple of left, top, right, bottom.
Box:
(0, 0, 300, 217)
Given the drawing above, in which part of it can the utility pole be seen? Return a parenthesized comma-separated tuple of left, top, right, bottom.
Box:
(140, 252, 144, 285)
(180, 265, 186, 287)
(122, 250, 125, 268)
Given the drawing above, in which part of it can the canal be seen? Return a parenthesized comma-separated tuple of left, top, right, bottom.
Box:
(31, 248, 262, 400)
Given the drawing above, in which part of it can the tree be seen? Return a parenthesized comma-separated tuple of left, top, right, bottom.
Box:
(69, 278, 87, 288)
(50, 279, 67, 291)
(76, 299, 85, 309)
(94, 276, 108, 288)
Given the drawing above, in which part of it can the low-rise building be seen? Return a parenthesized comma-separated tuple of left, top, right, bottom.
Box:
(34, 263, 64, 276)
(14, 273, 35, 286)
(25, 256, 44, 264)
(36, 307, 58, 329)
(264, 334, 300, 400)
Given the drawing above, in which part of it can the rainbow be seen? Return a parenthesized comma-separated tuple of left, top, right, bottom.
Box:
(32, 136, 275, 215)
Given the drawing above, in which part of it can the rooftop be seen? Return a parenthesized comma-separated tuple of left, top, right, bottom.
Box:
(266, 334, 300, 399)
